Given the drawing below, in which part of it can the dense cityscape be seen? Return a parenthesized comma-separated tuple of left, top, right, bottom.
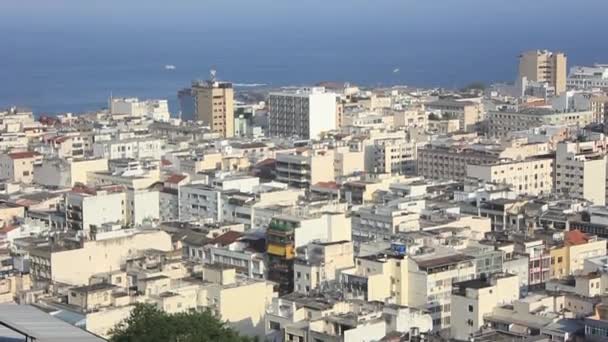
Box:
(1, 49, 608, 342)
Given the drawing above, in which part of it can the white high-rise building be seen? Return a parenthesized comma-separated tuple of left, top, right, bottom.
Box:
(268, 87, 337, 139)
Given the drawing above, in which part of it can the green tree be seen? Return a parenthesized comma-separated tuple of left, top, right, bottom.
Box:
(110, 303, 254, 342)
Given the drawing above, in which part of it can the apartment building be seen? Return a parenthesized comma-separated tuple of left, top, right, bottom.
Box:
(365, 138, 419, 175)
(92, 138, 163, 161)
(418, 146, 500, 181)
(267, 213, 351, 295)
(268, 87, 337, 139)
(549, 230, 606, 279)
(466, 156, 554, 196)
(555, 141, 607, 205)
(408, 252, 477, 331)
(0, 151, 41, 184)
(341, 250, 411, 306)
(590, 94, 608, 124)
(392, 108, 427, 129)
(192, 78, 235, 138)
(488, 108, 595, 138)
(352, 199, 425, 240)
(293, 240, 354, 294)
(514, 238, 551, 288)
(34, 157, 108, 188)
(567, 64, 608, 90)
(275, 148, 335, 189)
(519, 50, 567, 94)
(333, 144, 364, 178)
(340, 174, 409, 205)
(29, 229, 173, 285)
(426, 99, 484, 132)
(65, 185, 127, 235)
(110, 97, 170, 121)
(40, 134, 86, 159)
(450, 274, 519, 341)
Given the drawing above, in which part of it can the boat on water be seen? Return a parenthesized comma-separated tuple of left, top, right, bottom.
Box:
(165, 65, 176, 70)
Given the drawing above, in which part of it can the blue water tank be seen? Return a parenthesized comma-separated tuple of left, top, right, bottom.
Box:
(391, 243, 406, 255)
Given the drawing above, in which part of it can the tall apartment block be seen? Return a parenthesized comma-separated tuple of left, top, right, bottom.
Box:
(555, 141, 607, 206)
(518, 50, 567, 94)
(268, 87, 337, 140)
(191, 77, 235, 138)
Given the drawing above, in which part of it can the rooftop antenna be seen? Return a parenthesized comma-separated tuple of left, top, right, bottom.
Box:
(210, 69, 217, 82)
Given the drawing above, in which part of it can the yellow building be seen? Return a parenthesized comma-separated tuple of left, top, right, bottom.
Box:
(549, 230, 607, 279)
(550, 245, 568, 279)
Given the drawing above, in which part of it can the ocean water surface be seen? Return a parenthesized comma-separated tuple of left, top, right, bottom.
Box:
(1, 0, 607, 114)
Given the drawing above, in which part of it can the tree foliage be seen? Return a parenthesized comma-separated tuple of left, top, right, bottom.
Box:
(461, 81, 487, 92)
(110, 303, 254, 342)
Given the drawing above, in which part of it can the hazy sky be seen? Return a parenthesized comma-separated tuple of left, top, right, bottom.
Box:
(2, 0, 607, 34)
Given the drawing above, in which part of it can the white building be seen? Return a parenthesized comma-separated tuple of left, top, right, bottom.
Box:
(110, 97, 171, 121)
(66, 186, 127, 237)
(93, 138, 163, 161)
(466, 156, 554, 196)
(555, 141, 607, 205)
(567, 64, 608, 89)
(268, 87, 337, 139)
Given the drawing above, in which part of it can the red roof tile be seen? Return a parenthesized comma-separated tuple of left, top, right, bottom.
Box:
(165, 174, 187, 184)
(7, 152, 39, 160)
(313, 181, 339, 190)
(209, 231, 243, 246)
(565, 230, 589, 246)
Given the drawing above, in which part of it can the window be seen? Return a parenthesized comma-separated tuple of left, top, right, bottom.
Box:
(468, 305, 474, 312)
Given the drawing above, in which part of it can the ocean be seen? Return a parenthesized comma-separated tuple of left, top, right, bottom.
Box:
(1, 0, 608, 115)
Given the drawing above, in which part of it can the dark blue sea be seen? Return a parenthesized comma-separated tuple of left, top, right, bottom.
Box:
(1, 0, 608, 115)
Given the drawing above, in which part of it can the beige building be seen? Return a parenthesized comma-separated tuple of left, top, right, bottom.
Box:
(519, 50, 567, 94)
(488, 108, 594, 138)
(392, 108, 427, 129)
(0, 151, 41, 184)
(192, 79, 234, 138)
(29, 229, 173, 285)
(590, 94, 608, 124)
(0, 202, 25, 228)
(198, 266, 276, 338)
(34, 157, 108, 188)
(450, 274, 519, 341)
(555, 141, 607, 205)
(466, 156, 554, 196)
(275, 148, 335, 188)
(426, 99, 484, 132)
(408, 252, 477, 331)
(178, 152, 223, 174)
(427, 118, 460, 134)
(333, 145, 364, 178)
(293, 240, 354, 294)
(341, 253, 411, 306)
(365, 138, 419, 175)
